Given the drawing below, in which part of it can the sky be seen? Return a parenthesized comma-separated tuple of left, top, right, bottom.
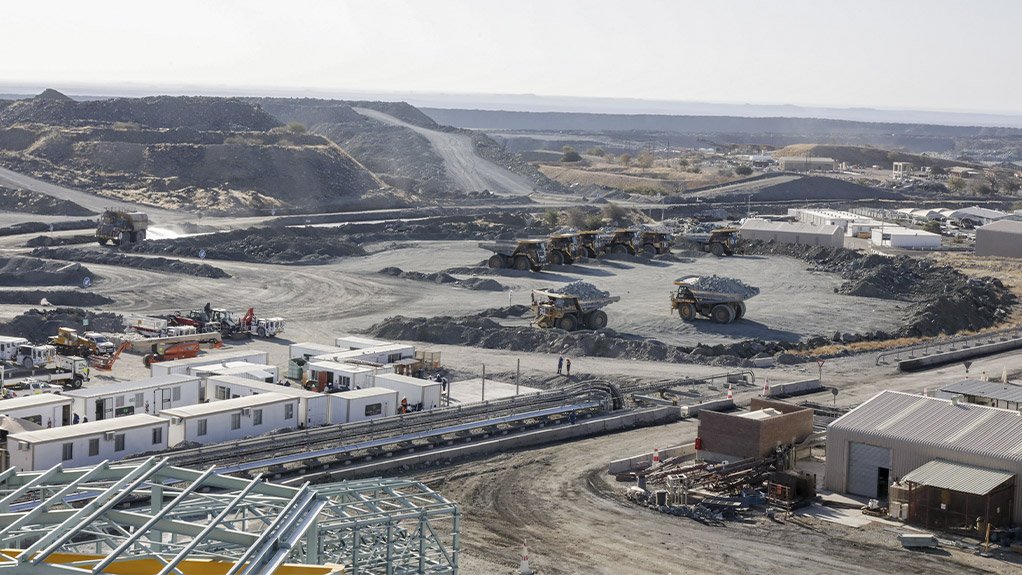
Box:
(4, 0, 1021, 114)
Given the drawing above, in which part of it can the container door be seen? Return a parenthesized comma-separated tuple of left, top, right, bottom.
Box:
(847, 442, 891, 498)
(156, 388, 172, 411)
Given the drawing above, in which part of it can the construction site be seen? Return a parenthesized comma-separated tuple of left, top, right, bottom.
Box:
(2, 17, 1022, 571)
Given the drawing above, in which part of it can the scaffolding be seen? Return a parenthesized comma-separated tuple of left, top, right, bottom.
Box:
(0, 458, 460, 575)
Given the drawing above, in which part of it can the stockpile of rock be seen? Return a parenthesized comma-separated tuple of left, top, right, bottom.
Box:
(0, 187, 94, 216)
(128, 227, 365, 265)
(682, 276, 760, 299)
(0, 257, 96, 287)
(551, 281, 610, 299)
(0, 308, 124, 343)
(379, 267, 505, 291)
(0, 290, 113, 307)
(31, 247, 230, 279)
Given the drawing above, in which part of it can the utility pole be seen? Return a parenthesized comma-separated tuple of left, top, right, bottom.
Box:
(515, 358, 521, 396)
(481, 364, 486, 402)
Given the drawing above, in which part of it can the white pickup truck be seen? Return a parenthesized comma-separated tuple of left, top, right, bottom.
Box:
(2, 379, 63, 398)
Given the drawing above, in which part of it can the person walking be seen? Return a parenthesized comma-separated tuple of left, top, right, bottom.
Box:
(557, 355, 564, 375)
(565, 358, 571, 377)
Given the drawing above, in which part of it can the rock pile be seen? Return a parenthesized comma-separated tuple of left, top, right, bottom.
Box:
(31, 247, 230, 279)
(378, 267, 505, 291)
(682, 276, 760, 298)
(0, 257, 96, 287)
(0, 290, 113, 307)
(551, 281, 610, 299)
(0, 219, 95, 238)
(0, 308, 124, 343)
(0, 187, 94, 216)
(128, 227, 365, 265)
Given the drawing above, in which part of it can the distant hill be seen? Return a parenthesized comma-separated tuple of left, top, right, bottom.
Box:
(0, 90, 281, 131)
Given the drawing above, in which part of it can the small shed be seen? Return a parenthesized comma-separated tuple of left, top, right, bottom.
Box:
(64, 374, 202, 422)
(329, 388, 398, 424)
(939, 379, 1022, 411)
(373, 373, 443, 411)
(206, 375, 331, 427)
(696, 399, 814, 462)
(870, 227, 941, 249)
(149, 350, 270, 377)
(898, 459, 1014, 533)
(7, 414, 168, 471)
(976, 220, 1022, 258)
(160, 393, 299, 447)
(0, 394, 73, 428)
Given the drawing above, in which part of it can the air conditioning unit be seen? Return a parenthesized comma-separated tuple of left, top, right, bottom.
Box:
(241, 408, 251, 417)
(104, 432, 115, 440)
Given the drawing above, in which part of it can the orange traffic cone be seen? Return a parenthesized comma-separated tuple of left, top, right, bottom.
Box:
(651, 447, 661, 467)
(519, 540, 534, 575)
(762, 381, 769, 396)
(726, 384, 733, 400)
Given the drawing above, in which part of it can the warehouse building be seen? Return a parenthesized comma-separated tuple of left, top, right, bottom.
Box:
(826, 390, 1022, 529)
(938, 379, 1022, 411)
(788, 208, 882, 237)
(739, 219, 844, 248)
(160, 393, 299, 447)
(7, 414, 168, 471)
(696, 399, 814, 462)
(976, 219, 1022, 258)
(777, 156, 836, 172)
(870, 226, 941, 249)
(948, 206, 1010, 228)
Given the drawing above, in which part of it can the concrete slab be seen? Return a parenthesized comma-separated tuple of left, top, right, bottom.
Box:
(447, 378, 541, 404)
(798, 502, 918, 530)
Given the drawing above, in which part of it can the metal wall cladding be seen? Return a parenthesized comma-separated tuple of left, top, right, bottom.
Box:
(976, 223, 1022, 258)
(847, 442, 891, 498)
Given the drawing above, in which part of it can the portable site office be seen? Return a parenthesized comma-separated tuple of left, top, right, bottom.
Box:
(333, 335, 393, 350)
(63, 374, 202, 422)
(288, 342, 346, 361)
(0, 394, 74, 428)
(148, 350, 270, 377)
(312, 343, 416, 366)
(306, 361, 379, 392)
(206, 375, 331, 427)
(373, 373, 443, 411)
(329, 388, 399, 424)
(190, 362, 279, 383)
(160, 392, 299, 447)
(7, 414, 168, 471)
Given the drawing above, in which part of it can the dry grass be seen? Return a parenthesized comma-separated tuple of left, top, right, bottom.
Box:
(538, 158, 731, 194)
(770, 144, 969, 169)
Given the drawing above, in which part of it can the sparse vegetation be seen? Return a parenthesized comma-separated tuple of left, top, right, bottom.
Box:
(560, 146, 582, 163)
(112, 121, 141, 131)
(947, 177, 966, 193)
(735, 165, 753, 176)
(601, 202, 629, 226)
(635, 150, 653, 168)
(586, 147, 605, 157)
(922, 220, 942, 234)
(618, 153, 631, 167)
(543, 208, 560, 227)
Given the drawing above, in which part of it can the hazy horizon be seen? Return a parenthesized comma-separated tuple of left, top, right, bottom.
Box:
(5, 0, 1022, 119)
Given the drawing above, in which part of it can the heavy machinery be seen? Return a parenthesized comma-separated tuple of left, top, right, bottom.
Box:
(577, 230, 610, 258)
(1, 354, 89, 389)
(531, 288, 620, 331)
(88, 340, 131, 371)
(240, 308, 285, 338)
(670, 277, 758, 324)
(606, 229, 639, 255)
(547, 233, 588, 265)
(637, 230, 673, 256)
(684, 227, 739, 257)
(169, 304, 248, 338)
(96, 209, 148, 246)
(479, 239, 548, 271)
(142, 341, 201, 367)
(48, 327, 115, 357)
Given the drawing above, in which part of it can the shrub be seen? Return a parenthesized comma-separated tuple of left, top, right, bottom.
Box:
(561, 146, 582, 163)
(735, 165, 753, 176)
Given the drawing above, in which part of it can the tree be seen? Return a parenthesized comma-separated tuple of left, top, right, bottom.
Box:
(543, 208, 560, 227)
(922, 220, 942, 234)
(586, 147, 605, 157)
(566, 208, 603, 230)
(947, 177, 966, 193)
(735, 165, 753, 176)
(602, 202, 629, 226)
(618, 154, 632, 167)
(560, 146, 582, 162)
(636, 150, 654, 168)
(929, 165, 946, 176)
(285, 122, 307, 134)
(676, 157, 689, 168)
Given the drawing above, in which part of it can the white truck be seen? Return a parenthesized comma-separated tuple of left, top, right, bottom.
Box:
(15, 344, 57, 370)
(127, 316, 198, 338)
(2, 379, 65, 398)
(0, 336, 30, 361)
(1, 355, 89, 390)
(241, 308, 285, 338)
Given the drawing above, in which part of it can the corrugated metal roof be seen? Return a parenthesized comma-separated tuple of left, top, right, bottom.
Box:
(829, 391, 1022, 461)
(950, 206, 1009, 220)
(739, 219, 841, 235)
(942, 380, 1022, 403)
(902, 459, 1014, 495)
(979, 219, 1022, 234)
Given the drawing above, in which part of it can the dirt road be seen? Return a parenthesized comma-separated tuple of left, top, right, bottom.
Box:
(419, 421, 1007, 575)
(354, 108, 535, 196)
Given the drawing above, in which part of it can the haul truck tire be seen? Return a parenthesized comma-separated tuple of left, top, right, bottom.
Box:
(711, 304, 736, 324)
(710, 243, 725, 257)
(610, 244, 627, 255)
(513, 255, 531, 271)
(734, 302, 747, 320)
(642, 244, 656, 257)
(678, 303, 697, 321)
(557, 315, 578, 331)
(488, 254, 506, 268)
(586, 310, 608, 329)
(549, 251, 564, 265)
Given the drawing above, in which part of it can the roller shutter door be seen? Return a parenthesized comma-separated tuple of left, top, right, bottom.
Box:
(847, 442, 890, 498)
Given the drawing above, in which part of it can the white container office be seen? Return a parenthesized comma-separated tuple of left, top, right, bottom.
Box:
(306, 361, 379, 392)
(289, 342, 346, 361)
(190, 362, 279, 383)
(64, 374, 202, 422)
(160, 392, 299, 447)
(0, 394, 74, 428)
(313, 344, 415, 366)
(333, 335, 393, 350)
(149, 350, 270, 377)
(329, 388, 398, 424)
(373, 373, 443, 411)
(7, 414, 168, 471)
(206, 375, 331, 427)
